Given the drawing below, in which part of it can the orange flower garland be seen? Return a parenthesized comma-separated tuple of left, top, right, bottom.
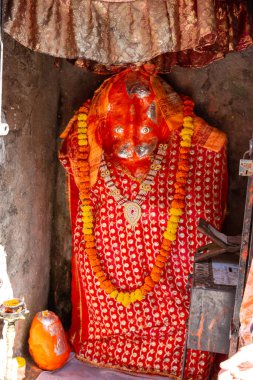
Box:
(75, 97, 195, 307)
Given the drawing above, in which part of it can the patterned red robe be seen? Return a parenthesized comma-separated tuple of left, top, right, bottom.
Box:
(60, 113, 227, 379)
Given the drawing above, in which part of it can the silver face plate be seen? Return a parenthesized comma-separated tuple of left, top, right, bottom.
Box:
(125, 74, 151, 99)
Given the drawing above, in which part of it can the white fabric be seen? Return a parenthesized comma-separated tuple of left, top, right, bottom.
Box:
(36, 353, 172, 380)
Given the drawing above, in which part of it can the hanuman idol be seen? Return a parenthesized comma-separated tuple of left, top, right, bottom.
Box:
(59, 68, 227, 380)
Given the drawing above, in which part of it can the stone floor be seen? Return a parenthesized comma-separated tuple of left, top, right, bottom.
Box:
(25, 357, 221, 380)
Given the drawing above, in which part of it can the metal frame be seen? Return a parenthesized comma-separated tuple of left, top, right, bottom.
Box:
(181, 136, 253, 378)
(229, 136, 253, 356)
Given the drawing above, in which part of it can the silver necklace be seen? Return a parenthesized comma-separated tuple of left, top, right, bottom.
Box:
(100, 144, 168, 228)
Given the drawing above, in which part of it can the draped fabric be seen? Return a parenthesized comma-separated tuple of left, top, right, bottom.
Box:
(4, 0, 253, 72)
(59, 75, 228, 379)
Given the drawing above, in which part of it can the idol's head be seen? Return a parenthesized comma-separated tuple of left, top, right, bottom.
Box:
(97, 70, 169, 165)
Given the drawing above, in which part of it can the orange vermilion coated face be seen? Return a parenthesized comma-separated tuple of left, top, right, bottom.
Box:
(100, 72, 169, 175)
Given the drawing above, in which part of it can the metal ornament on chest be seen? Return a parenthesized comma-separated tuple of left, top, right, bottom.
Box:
(123, 201, 142, 227)
(101, 143, 168, 228)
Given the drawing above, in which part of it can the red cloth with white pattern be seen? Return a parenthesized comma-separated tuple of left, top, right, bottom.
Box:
(60, 115, 227, 380)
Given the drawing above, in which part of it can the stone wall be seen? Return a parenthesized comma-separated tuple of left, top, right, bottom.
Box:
(0, 34, 59, 354)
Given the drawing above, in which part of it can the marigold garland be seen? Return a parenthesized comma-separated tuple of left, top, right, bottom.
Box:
(75, 97, 195, 307)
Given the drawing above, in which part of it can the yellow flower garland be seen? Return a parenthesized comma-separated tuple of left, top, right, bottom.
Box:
(75, 98, 195, 307)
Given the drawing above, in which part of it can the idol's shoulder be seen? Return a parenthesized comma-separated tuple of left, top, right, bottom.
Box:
(192, 115, 227, 153)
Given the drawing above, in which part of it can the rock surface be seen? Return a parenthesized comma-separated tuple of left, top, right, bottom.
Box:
(0, 34, 59, 355)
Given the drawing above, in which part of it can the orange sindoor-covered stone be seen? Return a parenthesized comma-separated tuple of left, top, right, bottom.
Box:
(100, 70, 169, 181)
(28, 310, 70, 370)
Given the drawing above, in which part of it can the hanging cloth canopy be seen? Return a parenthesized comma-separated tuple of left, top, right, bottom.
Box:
(3, 0, 253, 73)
